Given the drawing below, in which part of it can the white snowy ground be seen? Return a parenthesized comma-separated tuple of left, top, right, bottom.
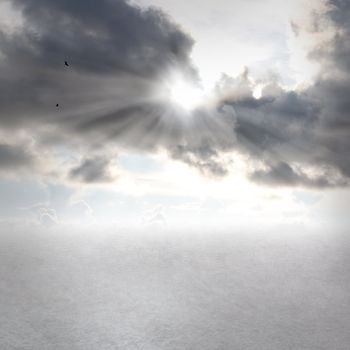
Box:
(0, 224, 349, 349)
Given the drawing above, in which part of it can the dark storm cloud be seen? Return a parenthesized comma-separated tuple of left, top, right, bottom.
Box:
(6, 0, 194, 76)
(0, 0, 196, 175)
(69, 155, 117, 183)
(0, 0, 196, 126)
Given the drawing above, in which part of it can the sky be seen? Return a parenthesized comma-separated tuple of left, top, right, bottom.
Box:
(0, 0, 349, 230)
(1, 1, 350, 348)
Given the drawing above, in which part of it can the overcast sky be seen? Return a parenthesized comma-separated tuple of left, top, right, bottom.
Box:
(0, 0, 349, 229)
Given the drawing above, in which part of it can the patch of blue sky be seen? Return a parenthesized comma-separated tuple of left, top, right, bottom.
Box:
(118, 153, 163, 174)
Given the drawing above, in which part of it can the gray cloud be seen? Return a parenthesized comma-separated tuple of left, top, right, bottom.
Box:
(290, 21, 300, 37)
(0, 143, 37, 173)
(170, 142, 229, 178)
(218, 75, 350, 187)
(325, 0, 350, 72)
(0, 0, 350, 188)
(207, 0, 350, 187)
(250, 161, 348, 188)
(10, 0, 194, 75)
(0, 0, 196, 177)
(69, 155, 117, 184)
(0, 0, 196, 126)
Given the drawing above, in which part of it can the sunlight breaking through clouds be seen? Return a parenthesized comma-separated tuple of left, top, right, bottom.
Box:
(1, 0, 350, 348)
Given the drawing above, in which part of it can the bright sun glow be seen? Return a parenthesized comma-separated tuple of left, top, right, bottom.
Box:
(170, 78, 205, 111)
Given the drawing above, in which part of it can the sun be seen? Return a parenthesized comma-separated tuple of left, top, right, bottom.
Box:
(169, 77, 205, 111)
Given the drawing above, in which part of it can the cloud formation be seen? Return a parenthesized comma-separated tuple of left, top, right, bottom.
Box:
(69, 155, 118, 184)
(0, 0, 196, 125)
(0, 143, 36, 171)
(0, 0, 350, 188)
(0, 0, 197, 181)
(250, 161, 345, 188)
